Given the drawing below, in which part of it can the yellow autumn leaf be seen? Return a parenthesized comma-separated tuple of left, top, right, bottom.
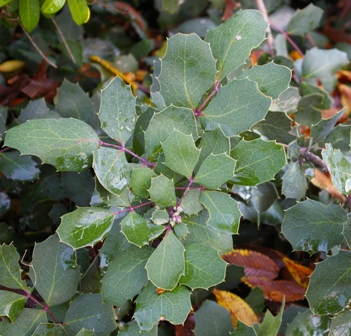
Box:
(0, 60, 25, 73)
(213, 289, 258, 327)
(283, 257, 313, 289)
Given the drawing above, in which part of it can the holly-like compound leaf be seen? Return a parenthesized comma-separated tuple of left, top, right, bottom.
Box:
(0, 151, 39, 181)
(32, 324, 67, 335)
(0, 291, 26, 322)
(200, 78, 271, 137)
(41, 0, 65, 14)
(120, 212, 151, 247)
(205, 9, 268, 79)
(130, 167, 157, 199)
(57, 207, 115, 249)
(237, 63, 291, 99)
(301, 48, 348, 92)
(149, 175, 177, 208)
(0, 244, 28, 290)
(282, 199, 347, 255)
(286, 309, 330, 335)
(183, 211, 233, 255)
(162, 130, 200, 178)
(67, 0, 90, 25)
(157, 33, 217, 108)
(287, 4, 323, 36)
(145, 106, 198, 159)
(64, 293, 116, 335)
(322, 143, 351, 195)
(102, 246, 153, 307)
(194, 300, 234, 336)
(181, 189, 203, 216)
(311, 108, 345, 143)
(98, 76, 136, 144)
(19, 0, 40, 32)
(119, 321, 158, 336)
(200, 191, 241, 234)
(93, 147, 130, 196)
(306, 249, 351, 315)
(4, 118, 99, 172)
(231, 139, 286, 186)
(29, 234, 80, 306)
(134, 282, 191, 331)
(282, 161, 308, 201)
(195, 153, 236, 189)
(255, 299, 284, 336)
(180, 243, 227, 289)
(56, 80, 95, 124)
(145, 230, 185, 290)
(329, 309, 351, 335)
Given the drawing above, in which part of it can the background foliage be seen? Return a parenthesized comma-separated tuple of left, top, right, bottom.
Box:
(1, 0, 351, 335)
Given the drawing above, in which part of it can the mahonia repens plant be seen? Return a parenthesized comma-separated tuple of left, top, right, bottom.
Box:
(4, 6, 351, 334)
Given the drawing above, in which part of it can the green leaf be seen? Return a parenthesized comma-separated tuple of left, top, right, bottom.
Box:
(180, 189, 203, 216)
(162, 0, 179, 14)
(0, 151, 40, 181)
(134, 282, 191, 331)
(4, 118, 99, 172)
(19, 0, 40, 32)
(237, 63, 291, 99)
(329, 309, 351, 335)
(119, 321, 158, 335)
(324, 125, 351, 151)
(162, 130, 200, 178)
(0, 291, 26, 322)
(180, 243, 227, 289)
(253, 111, 296, 144)
(322, 143, 351, 195)
(145, 230, 185, 290)
(33, 323, 68, 335)
(151, 209, 170, 225)
(28, 234, 80, 306)
(231, 321, 256, 335)
(0, 244, 28, 290)
(301, 48, 348, 92)
(306, 249, 351, 315)
(282, 199, 347, 255)
(57, 207, 115, 249)
(64, 293, 117, 335)
(196, 127, 230, 170)
(102, 246, 153, 307)
(56, 80, 95, 124)
(2, 308, 47, 335)
(255, 299, 284, 336)
(287, 4, 323, 36)
(76, 329, 95, 336)
(200, 191, 241, 234)
(200, 79, 271, 137)
(158, 33, 217, 108)
(299, 82, 332, 109)
(194, 300, 234, 336)
(145, 105, 198, 158)
(41, 0, 66, 14)
(93, 147, 130, 196)
(205, 10, 268, 79)
(0, 0, 12, 6)
(174, 222, 189, 239)
(130, 167, 157, 199)
(149, 174, 177, 208)
(282, 161, 308, 201)
(183, 211, 233, 255)
(231, 139, 286, 186)
(311, 108, 344, 143)
(195, 153, 236, 189)
(98, 76, 136, 144)
(67, 0, 90, 25)
(18, 98, 55, 123)
(294, 94, 322, 127)
(285, 309, 330, 335)
(120, 212, 151, 247)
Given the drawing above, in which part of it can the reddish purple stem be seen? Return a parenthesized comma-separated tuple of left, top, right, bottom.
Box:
(193, 80, 220, 117)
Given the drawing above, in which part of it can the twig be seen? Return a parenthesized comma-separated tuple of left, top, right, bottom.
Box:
(255, 0, 274, 55)
(19, 21, 57, 69)
(51, 18, 76, 64)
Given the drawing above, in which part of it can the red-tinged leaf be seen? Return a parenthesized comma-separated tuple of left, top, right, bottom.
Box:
(222, 249, 279, 279)
(175, 312, 195, 336)
(222, 0, 240, 20)
(213, 289, 258, 327)
(283, 257, 313, 289)
(242, 276, 306, 302)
